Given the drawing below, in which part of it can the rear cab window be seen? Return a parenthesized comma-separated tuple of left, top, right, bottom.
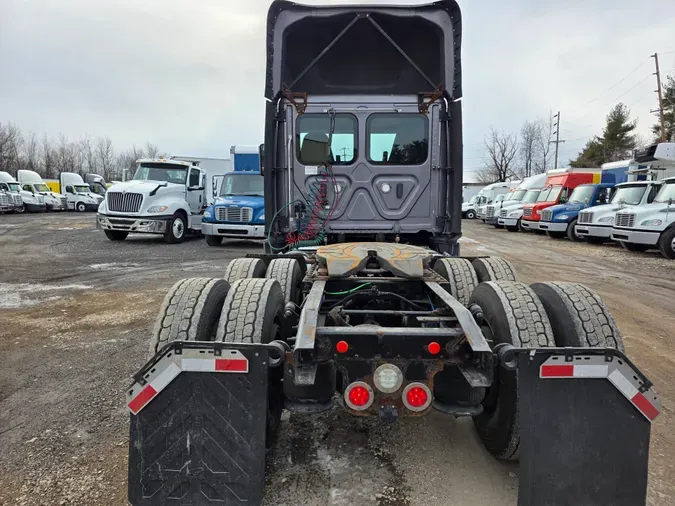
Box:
(367, 113, 429, 165)
(296, 114, 357, 166)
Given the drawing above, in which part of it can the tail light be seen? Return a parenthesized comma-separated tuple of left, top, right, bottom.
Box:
(344, 381, 374, 411)
(402, 383, 432, 412)
(373, 364, 403, 393)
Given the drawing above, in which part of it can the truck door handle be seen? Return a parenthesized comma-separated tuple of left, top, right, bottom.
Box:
(199, 195, 202, 203)
(396, 183, 403, 198)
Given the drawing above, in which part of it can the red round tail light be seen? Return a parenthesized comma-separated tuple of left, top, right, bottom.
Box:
(402, 383, 432, 412)
(427, 341, 441, 355)
(344, 381, 374, 411)
(336, 340, 349, 353)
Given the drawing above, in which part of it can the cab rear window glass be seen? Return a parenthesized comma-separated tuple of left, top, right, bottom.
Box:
(296, 114, 357, 165)
(367, 114, 428, 165)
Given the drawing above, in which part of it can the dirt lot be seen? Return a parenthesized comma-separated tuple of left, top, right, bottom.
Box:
(0, 213, 673, 506)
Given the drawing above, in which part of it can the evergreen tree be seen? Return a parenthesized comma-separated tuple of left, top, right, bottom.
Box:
(569, 103, 637, 167)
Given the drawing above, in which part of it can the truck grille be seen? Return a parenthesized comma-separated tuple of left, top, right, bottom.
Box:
(12, 194, 22, 205)
(540, 209, 553, 222)
(523, 208, 533, 217)
(614, 212, 635, 228)
(578, 211, 593, 224)
(486, 205, 496, 218)
(0, 193, 9, 206)
(216, 207, 253, 223)
(60, 196, 67, 208)
(500, 208, 508, 218)
(107, 192, 143, 213)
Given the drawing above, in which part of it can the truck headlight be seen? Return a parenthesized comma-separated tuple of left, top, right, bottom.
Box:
(203, 210, 212, 218)
(259, 213, 264, 221)
(641, 219, 662, 226)
(598, 216, 614, 223)
(555, 214, 569, 221)
(508, 211, 522, 218)
(147, 205, 168, 213)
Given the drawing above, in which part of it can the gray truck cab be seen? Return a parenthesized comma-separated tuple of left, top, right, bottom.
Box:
(262, 1, 463, 254)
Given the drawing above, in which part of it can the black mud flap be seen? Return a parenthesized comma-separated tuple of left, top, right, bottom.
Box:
(128, 343, 269, 506)
(515, 348, 659, 506)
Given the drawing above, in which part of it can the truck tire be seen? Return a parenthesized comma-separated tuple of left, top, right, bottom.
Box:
(620, 241, 650, 253)
(472, 257, 517, 283)
(505, 224, 519, 232)
(466, 210, 476, 219)
(164, 212, 186, 244)
(224, 258, 266, 283)
(433, 258, 478, 306)
(494, 224, 504, 229)
(584, 237, 606, 245)
(104, 230, 128, 241)
(566, 218, 582, 241)
(470, 281, 555, 460)
(265, 258, 303, 304)
(216, 278, 285, 443)
(148, 278, 230, 357)
(546, 231, 565, 239)
(76, 202, 87, 212)
(205, 234, 223, 247)
(658, 228, 675, 259)
(530, 282, 624, 351)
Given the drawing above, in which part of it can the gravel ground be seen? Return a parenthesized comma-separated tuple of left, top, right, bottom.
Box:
(0, 213, 673, 505)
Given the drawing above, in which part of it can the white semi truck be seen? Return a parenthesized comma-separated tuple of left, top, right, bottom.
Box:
(17, 170, 67, 211)
(610, 143, 675, 258)
(46, 172, 102, 211)
(97, 158, 208, 243)
(0, 172, 25, 213)
(0, 171, 46, 213)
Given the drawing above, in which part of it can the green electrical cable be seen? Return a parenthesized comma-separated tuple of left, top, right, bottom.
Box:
(324, 283, 372, 296)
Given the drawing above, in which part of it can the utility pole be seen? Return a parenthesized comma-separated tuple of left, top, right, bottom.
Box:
(550, 111, 566, 169)
(651, 53, 666, 142)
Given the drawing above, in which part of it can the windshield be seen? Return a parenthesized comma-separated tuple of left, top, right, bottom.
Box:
(610, 185, 647, 206)
(8, 183, 20, 192)
(654, 182, 675, 203)
(34, 183, 50, 192)
(508, 190, 527, 201)
(90, 183, 106, 195)
(522, 189, 540, 203)
(134, 163, 187, 184)
(468, 195, 478, 204)
(536, 187, 553, 202)
(220, 173, 264, 197)
(568, 185, 596, 204)
(74, 185, 90, 193)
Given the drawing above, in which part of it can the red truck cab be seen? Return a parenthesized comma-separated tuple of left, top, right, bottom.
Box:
(521, 168, 601, 232)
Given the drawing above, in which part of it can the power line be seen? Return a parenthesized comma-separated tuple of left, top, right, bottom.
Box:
(567, 58, 649, 116)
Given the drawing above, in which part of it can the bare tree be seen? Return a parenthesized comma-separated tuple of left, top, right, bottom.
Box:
(41, 134, 57, 178)
(519, 121, 540, 178)
(534, 112, 555, 174)
(23, 132, 41, 173)
(478, 127, 519, 183)
(0, 123, 23, 175)
(96, 137, 116, 181)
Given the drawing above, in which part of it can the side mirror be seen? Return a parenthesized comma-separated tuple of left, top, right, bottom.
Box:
(258, 143, 265, 175)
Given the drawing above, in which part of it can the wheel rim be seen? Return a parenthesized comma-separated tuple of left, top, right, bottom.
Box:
(173, 218, 184, 238)
(78, 203, 85, 211)
(671, 235, 675, 254)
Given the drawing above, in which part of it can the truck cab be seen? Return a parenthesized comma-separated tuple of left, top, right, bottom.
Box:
(0, 173, 24, 213)
(610, 143, 675, 258)
(17, 169, 67, 211)
(538, 183, 615, 240)
(484, 181, 521, 225)
(520, 168, 601, 232)
(575, 164, 667, 243)
(84, 173, 108, 200)
(202, 170, 265, 246)
(461, 194, 479, 219)
(97, 158, 207, 243)
(57, 172, 101, 211)
(0, 171, 45, 213)
(476, 182, 511, 221)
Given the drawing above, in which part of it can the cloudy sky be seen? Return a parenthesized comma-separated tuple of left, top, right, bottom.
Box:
(1, 0, 674, 176)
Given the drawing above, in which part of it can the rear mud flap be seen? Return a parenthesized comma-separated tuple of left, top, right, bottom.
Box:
(516, 349, 656, 506)
(128, 345, 269, 505)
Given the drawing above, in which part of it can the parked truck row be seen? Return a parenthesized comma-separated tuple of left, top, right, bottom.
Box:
(470, 142, 675, 259)
(0, 170, 109, 214)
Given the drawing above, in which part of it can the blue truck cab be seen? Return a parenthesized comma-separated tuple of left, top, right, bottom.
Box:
(538, 162, 630, 241)
(202, 146, 264, 246)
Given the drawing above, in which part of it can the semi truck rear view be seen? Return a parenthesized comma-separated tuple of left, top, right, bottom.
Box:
(126, 2, 661, 505)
